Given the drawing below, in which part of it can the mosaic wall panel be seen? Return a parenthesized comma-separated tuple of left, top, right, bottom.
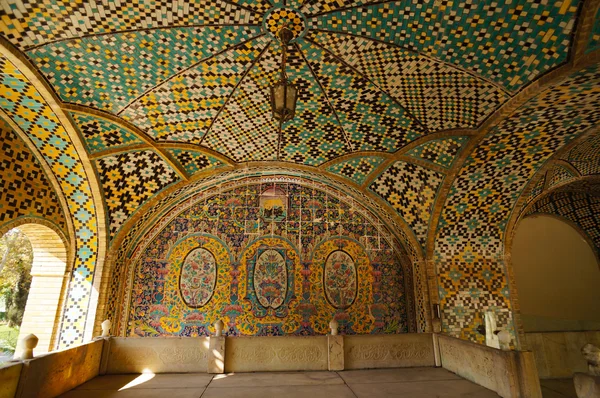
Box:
(70, 113, 142, 155)
(279, 44, 350, 165)
(406, 136, 470, 169)
(434, 64, 600, 342)
(309, 1, 579, 92)
(566, 132, 600, 176)
(299, 40, 426, 152)
(166, 149, 226, 176)
(547, 164, 576, 189)
(1, 0, 263, 50)
(128, 183, 409, 336)
(28, 26, 262, 113)
(526, 192, 600, 254)
(370, 161, 444, 248)
(307, 31, 508, 131)
(203, 44, 280, 162)
(94, 150, 180, 239)
(120, 35, 268, 143)
(0, 56, 99, 347)
(106, 172, 423, 334)
(325, 156, 386, 185)
(587, 5, 600, 54)
(0, 118, 67, 232)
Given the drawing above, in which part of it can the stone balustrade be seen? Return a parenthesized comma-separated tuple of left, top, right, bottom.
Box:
(0, 332, 545, 398)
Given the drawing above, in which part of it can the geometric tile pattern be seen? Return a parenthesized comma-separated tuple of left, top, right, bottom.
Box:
(119, 35, 269, 143)
(526, 174, 546, 205)
(2, 0, 263, 49)
(279, 44, 351, 165)
(326, 156, 386, 185)
(0, 56, 99, 348)
(308, 1, 579, 92)
(300, 40, 427, 152)
(587, 5, 600, 54)
(565, 132, 600, 176)
(405, 136, 470, 169)
(370, 161, 444, 247)
(166, 149, 225, 176)
(28, 26, 262, 113)
(0, 118, 67, 231)
(307, 31, 509, 131)
(203, 43, 280, 162)
(70, 113, 143, 155)
(0, 0, 583, 173)
(547, 164, 576, 189)
(526, 191, 600, 254)
(94, 150, 180, 239)
(435, 63, 600, 342)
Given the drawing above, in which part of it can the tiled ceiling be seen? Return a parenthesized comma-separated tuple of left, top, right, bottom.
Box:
(1, 0, 579, 166)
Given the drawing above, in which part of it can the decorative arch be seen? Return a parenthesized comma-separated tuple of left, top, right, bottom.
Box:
(1, 223, 69, 354)
(106, 175, 425, 336)
(0, 44, 107, 347)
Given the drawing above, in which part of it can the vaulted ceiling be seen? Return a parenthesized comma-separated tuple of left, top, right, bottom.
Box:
(1, 0, 600, 345)
(1, 0, 594, 250)
(2, 0, 578, 164)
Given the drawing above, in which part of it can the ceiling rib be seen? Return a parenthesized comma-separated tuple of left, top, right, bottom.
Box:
(309, 28, 511, 96)
(198, 41, 273, 146)
(295, 42, 355, 153)
(117, 33, 267, 116)
(23, 23, 262, 52)
(305, 36, 431, 134)
(306, 0, 406, 17)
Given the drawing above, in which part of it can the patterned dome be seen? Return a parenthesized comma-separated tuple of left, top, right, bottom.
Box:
(2, 0, 578, 165)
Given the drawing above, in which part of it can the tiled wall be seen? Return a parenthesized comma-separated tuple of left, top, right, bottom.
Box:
(128, 182, 410, 336)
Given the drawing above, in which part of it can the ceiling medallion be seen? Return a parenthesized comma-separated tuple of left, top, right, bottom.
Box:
(263, 7, 307, 42)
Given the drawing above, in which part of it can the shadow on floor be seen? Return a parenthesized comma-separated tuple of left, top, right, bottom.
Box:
(541, 379, 577, 398)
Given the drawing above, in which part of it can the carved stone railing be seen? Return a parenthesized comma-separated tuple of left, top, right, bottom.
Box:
(0, 332, 544, 397)
(438, 334, 542, 398)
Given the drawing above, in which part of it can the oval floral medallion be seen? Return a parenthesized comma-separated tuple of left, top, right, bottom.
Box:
(324, 250, 357, 308)
(254, 249, 287, 309)
(179, 247, 217, 307)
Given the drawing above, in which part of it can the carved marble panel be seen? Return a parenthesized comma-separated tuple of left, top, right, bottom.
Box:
(225, 336, 328, 372)
(106, 337, 209, 373)
(344, 334, 434, 369)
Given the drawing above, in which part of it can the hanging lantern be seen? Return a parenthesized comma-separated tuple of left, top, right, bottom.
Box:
(269, 27, 298, 123)
(270, 79, 298, 123)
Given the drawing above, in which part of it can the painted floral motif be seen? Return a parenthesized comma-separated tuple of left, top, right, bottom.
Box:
(324, 250, 357, 309)
(180, 247, 217, 307)
(254, 249, 287, 309)
(128, 183, 409, 337)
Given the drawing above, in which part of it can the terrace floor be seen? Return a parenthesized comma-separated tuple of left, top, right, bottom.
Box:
(60, 367, 502, 397)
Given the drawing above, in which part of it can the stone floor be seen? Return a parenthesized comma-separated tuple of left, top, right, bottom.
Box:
(541, 379, 577, 398)
(60, 368, 501, 397)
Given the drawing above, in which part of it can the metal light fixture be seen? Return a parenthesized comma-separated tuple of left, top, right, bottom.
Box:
(270, 27, 298, 123)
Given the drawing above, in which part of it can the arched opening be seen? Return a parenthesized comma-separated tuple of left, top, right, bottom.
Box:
(511, 215, 600, 332)
(0, 224, 69, 355)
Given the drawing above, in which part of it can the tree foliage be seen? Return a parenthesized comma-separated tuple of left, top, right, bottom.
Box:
(0, 229, 32, 327)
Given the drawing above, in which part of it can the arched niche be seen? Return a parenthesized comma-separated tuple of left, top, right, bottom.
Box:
(4, 223, 69, 353)
(511, 215, 600, 332)
(112, 177, 422, 336)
